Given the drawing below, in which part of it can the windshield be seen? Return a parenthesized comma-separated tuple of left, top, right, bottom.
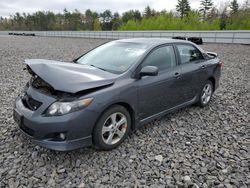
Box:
(76, 41, 148, 74)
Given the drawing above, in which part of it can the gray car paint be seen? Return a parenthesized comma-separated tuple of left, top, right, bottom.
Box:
(14, 38, 221, 151)
(25, 59, 118, 93)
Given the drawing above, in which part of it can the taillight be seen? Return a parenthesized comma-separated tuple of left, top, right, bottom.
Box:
(218, 61, 223, 68)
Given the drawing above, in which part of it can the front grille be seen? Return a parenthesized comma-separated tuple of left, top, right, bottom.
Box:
(23, 95, 42, 111)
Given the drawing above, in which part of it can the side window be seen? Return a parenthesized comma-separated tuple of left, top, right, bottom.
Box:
(176, 44, 204, 64)
(142, 46, 176, 72)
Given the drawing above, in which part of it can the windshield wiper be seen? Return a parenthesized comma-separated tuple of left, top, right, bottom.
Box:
(75, 62, 109, 72)
(88, 64, 108, 72)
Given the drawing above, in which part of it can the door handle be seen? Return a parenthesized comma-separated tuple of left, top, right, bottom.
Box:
(174, 72, 180, 78)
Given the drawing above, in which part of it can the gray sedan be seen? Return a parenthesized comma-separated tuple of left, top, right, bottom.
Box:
(13, 38, 222, 151)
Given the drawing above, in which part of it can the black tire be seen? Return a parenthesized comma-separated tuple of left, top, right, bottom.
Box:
(198, 80, 214, 107)
(93, 105, 131, 150)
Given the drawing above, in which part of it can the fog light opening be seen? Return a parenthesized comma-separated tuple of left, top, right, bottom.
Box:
(59, 133, 66, 140)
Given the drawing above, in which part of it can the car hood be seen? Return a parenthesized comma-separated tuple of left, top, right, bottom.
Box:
(25, 59, 118, 93)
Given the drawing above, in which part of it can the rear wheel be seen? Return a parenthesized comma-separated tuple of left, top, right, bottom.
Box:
(198, 80, 213, 107)
(93, 105, 131, 150)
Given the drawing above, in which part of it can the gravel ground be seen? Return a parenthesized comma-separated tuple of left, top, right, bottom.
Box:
(0, 36, 249, 188)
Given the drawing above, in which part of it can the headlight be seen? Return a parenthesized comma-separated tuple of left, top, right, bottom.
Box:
(46, 98, 93, 116)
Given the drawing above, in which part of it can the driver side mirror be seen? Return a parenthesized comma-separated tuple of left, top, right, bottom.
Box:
(139, 66, 158, 78)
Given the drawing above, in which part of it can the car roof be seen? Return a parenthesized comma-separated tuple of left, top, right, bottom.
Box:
(116, 38, 194, 47)
(115, 38, 205, 53)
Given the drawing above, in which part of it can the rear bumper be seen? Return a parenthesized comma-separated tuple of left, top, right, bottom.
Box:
(14, 88, 99, 151)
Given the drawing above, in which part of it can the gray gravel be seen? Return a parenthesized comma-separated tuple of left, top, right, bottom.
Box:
(0, 36, 249, 188)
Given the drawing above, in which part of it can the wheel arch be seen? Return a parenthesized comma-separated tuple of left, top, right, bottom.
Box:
(207, 77, 215, 92)
(116, 102, 136, 130)
(94, 101, 136, 133)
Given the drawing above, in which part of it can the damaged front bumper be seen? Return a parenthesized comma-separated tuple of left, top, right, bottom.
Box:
(13, 86, 98, 151)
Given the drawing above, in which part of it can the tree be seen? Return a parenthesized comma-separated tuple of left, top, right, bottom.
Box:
(144, 6, 152, 18)
(230, 0, 239, 14)
(176, 0, 191, 19)
(134, 10, 142, 21)
(100, 10, 113, 30)
(199, 0, 214, 20)
(122, 11, 134, 23)
(242, 0, 250, 9)
(207, 7, 219, 21)
(93, 19, 101, 30)
(121, 10, 141, 24)
(85, 9, 94, 30)
(151, 9, 158, 17)
(220, 8, 228, 30)
(112, 12, 122, 30)
(1, 6, 250, 31)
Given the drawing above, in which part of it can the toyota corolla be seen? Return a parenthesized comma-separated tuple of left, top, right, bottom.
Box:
(13, 38, 222, 151)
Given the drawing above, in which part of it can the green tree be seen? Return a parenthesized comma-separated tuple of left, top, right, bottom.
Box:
(1, 6, 250, 31)
(100, 10, 113, 30)
(112, 12, 122, 30)
(143, 6, 152, 18)
(85, 9, 94, 30)
(199, 0, 214, 20)
(219, 8, 228, 30)
(122, 11, 134, 23)
(122, 10, 142, 23)
(93, 19, 102, 30)
(176, 0, 191, 19)
(151, 9, 158, 17)
(230, 0, 239, 14)
(134, 10, 142, 20)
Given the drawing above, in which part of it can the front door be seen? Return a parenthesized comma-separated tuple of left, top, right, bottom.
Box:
(137, 45, 182, 120)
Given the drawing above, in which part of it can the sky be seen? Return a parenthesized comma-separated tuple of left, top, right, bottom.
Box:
(0, 0, 247, 17)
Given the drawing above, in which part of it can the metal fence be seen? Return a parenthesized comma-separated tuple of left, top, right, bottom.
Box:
(1, 30, 250, 44)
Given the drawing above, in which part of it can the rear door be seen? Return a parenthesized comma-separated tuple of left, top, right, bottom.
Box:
(174, 43, 208, 103)
(137, 45, 182, 120)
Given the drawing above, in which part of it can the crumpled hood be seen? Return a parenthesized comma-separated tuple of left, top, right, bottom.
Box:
(25, 59, 118, 93)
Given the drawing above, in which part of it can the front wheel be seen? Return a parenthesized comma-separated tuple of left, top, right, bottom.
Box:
(93, 105, 131, 150)
(198, 80, 214, 107)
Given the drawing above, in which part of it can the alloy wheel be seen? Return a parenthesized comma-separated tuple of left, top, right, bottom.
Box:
(101, 112, 128, 145)
(201, 83, 212, 105)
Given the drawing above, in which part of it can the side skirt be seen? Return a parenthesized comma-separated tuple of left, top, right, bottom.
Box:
(138, 96, 198, 127)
